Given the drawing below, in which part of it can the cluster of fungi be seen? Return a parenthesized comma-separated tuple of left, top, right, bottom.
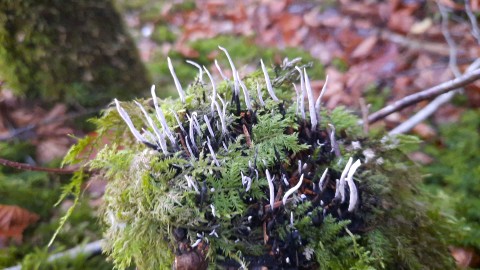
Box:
(114, 48, 367, 269)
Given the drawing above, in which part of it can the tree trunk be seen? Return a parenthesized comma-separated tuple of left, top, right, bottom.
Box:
(0, 0, 149, 106)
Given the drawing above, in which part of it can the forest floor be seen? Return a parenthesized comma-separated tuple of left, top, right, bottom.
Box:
(1, 0, 479, 268)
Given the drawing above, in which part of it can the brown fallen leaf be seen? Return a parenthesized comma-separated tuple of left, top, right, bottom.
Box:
(388, 9, 415, 34)
(267, 0, 287, 15)
(303, 7, 322, 27)
(335, 26, 364, 55)
(450, 246, 480, 268)
(0, 205, 39, 246)
(465, 81, 480, 107)
(351, 36, 378, 59)
(36, 137, 72, 164)
(407, 151, 434, 165)
(341, 1, 379, 17)
(277, 13, 303, 34)
(411, 122, 436, 139)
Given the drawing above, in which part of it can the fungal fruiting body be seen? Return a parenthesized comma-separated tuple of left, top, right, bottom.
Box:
(91, 48, 455, 269)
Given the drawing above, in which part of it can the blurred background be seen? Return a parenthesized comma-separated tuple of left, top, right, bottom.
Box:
(1, 0, 480, 268)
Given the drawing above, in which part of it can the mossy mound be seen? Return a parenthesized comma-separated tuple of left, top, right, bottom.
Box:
(64, 52, 455, 269)
(0, 0, 149, 106)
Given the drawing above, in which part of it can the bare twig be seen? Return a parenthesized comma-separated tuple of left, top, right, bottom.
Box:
(366, 68, 480, 124)
(439, 2, 462, 78)
(390, 61, 480, 134)
(390, 2, 461, 134)
(0, 158, 78, 174)
(389, 91, 455, 135)
(4, 240, 103, 270)
(378, 28, 452, 56)
(389, 2, 480, 134)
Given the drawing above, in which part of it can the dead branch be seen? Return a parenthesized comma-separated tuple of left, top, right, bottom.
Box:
(0, 158, 78, 174)
(390, 60, 480, 134)
(389, 2, 480, 134)
(389, 91, 456, 135)
(438, 2, 461, 78)
(378, 28, 452, 56)
(367, 68, 480, 124)
(389, 1, 461, 134)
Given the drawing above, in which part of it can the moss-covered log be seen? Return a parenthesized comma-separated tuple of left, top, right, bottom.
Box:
(0, 0, 149, 106)
(61, 54, 457, 269)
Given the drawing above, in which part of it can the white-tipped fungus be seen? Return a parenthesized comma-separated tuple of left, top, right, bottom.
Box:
(167, 57, 185, 103)
(282, 174, 304, 206)
(261, 59, 279, 101)
(114, 99, 147, 143)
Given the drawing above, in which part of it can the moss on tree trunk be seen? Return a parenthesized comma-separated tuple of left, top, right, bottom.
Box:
(0, 0, 149, 106)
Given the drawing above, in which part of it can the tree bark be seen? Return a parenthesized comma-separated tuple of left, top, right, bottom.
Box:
(0, 0, 149, 106)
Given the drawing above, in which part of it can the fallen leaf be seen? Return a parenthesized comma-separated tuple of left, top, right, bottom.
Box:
(388, 9, 415, 34)
(410, 18, 433, 35)
(319, 10, 349, 28)
(351, 36, 378, 59)
(465, 81, 480, 107)
(303, 7, 322, 27)
(0, 205, 39, 246)
(412, 122, 436, 139)
(36, 137, 72, 164)
(175, 43, 200, 58)
(323, 67, 346, 109)
(335, 26, 363, 54)
(450, 246, 480, 268)
(277, 13, 303, 34)
(267, 0, 287, 14)
(408, 151, 434, 165)
(341, 1, 379, 17)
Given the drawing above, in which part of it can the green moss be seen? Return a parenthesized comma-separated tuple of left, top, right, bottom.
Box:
(151, 25, 177, 43)
(0, 171, 105, 269)
(0, 142, 106, 268)
(363, 84, 391, 112)
(331, 57, 349, 72)
(169, 1, 196, 13)
(63, 54, 455, 269)
(424, 109, 480, 250)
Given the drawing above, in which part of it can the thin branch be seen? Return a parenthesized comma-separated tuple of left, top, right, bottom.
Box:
(390, 61, 480, 134)
(0, 158, 78, 174)
(377, 28, 452, 56)
(438, 2, 461, 78)
(390, 1, 461, 134)
(389, 91, 456, 135)
(389, 2, 479, 134)
(366, 68, 480, 124)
